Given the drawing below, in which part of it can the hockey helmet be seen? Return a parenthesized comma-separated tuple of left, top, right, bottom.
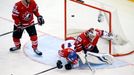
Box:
(86, 28, 96, 39)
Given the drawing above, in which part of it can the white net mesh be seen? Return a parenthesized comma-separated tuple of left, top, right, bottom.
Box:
(65, 0, 134, 56)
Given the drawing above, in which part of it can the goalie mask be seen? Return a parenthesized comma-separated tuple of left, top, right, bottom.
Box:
(86, 28, 96, 40)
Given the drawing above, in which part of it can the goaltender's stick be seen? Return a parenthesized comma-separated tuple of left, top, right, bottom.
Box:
(0, 23, 38, 37)
(85, 55, 96, 74)
(78, 51, 95, 74)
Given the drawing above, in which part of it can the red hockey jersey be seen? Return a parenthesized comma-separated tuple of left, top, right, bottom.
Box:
(12, 0, 40, 26)
(74, 29, 103, 52)
(58, 48, 78, 64)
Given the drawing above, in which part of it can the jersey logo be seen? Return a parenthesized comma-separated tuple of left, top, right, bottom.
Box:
(23, 11, 32, 21)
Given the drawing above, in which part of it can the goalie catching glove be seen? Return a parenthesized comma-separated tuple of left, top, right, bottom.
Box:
(101, 30, 113, 40)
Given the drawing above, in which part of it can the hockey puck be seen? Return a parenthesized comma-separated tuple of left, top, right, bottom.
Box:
(71, 15, 75, 17)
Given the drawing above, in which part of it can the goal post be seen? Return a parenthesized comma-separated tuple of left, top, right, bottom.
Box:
(64, 0, 134, 56)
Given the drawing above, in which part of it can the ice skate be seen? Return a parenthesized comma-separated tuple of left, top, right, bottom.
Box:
(34, 49, 42, 56)
(10, 46, 20, 51)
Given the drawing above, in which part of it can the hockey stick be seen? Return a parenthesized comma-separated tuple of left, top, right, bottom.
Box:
(78, 51, 95, 74)
(34, 66, 57, 75)
(85, 55, 95, 73)
(0, 23, 38, 37)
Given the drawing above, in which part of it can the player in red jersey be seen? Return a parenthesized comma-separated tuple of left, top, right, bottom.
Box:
(74, 28, 113, 53)
(57, 37, 79, 70)
(10, 0, 44, 56)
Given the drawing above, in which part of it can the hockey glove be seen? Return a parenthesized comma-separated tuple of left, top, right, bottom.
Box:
(16, 23, 24, 32)
(65, 62, 72, 70)
(56, 60, 63, 69)
(37, 16, 45, 25)
(102, 30, 113, 40)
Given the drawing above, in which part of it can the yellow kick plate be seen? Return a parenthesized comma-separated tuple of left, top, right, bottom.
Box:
(128, 0, 134, 2)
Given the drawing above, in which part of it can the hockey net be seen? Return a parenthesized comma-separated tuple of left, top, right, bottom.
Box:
(64, 0, 134, 56)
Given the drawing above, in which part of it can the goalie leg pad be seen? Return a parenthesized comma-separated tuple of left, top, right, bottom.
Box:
(86, 51, 114, 64)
